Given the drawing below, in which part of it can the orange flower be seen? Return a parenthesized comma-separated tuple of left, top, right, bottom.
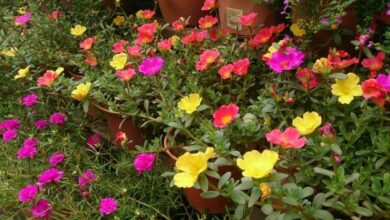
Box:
(136, 10, 155, 20)
(362, 52, 385, 78)
(195, 49, 220, 71)
(136, 22, 158, 44)
(172, 17, 188, 31)
(84, 55, 98, 66)
(80, 37, 96, 51)
(239, 13, 257, 27)
(249, 28, 272, 47)
(198, 15, 217, 29)
(37, 71, 58, 87)
(213, 103, 239, 128)
(218, 64, 233, 79)
(201, 0, 216, 11)
(328, 49, 359, 70)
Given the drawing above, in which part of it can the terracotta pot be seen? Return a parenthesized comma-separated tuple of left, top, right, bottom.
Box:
(292, 4, 357, 55)
(218, 0, 279, 36)
(102, 0, 155, 14)
(86, 101, 100, 118)
(158, 0, 207, 26)
(163, 129, 241, 214)
(104, 111, 144, 150)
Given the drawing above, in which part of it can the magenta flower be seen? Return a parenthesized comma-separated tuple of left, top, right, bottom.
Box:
(138, 56, 164, 76)
(377, 73, 390, 92)
(31, 199, 51, 218)
(268, 47, 305, 73)
(266, 127, 307, 149)
(34, 120, 48, 130)
(133, 153, 156, 173)
(78, 170, 96, 187)
(2, 129, 17, 142)
(49, 112, 66, 125)
(15, 12, 32, 25)
(18, 184, 38, 203)
(319, 123, 336, 139)
(22, 93, 39, 107)
(38, 168, 64, 185)
(17, 145, 37, 159)
(23, 137, 39, 148)
(1, 119, 21, 131)
(99, 197, 118, 215)
(48, 151, 65, 167)
(87, 133, 102, 148)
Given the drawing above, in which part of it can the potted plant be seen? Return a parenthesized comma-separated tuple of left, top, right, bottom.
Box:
(218, 0, 281, 36)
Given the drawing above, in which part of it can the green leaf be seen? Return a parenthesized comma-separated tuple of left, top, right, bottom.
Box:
(375, 157, 387, 169)
(301, 187, 314, 198)
(248, 187, 261, 207)
(261, 204, 273, 215)
(206, 170, 220, 179)
(314, 167, 335, 177)
(200, 191, 220, 199)
(328, 72, 347, 79)
(282, 196, 298, 206)
(313, 193, 326, 209)
(82, 99, 89, 113)
(330, 144, 342, 155)
(345, 173, 360, 184)
(235, 179, 253, 191)
(231, 190, 247, 205)
(312, 210, 334, 220)
(198, 175, 209, 192)
(167, 122, 182, 129)
(354, 207, 373, 217)
(218, 172, 231, 189)
(234, 204, 245, 219)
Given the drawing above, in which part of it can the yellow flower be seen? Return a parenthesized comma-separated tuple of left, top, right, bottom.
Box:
(259, 183, 271, 201)
(15, 66, 30, 79)
(173, 147, 214, 188)
(312, 57, 331, 75)
(113, 16, 125, 26)
(109, 53, 128, 70)
(177, 93, 202, 114)
(18, 7, 26, 15)
(290, 21, 306, 37)
(237, 150, 278, 179)
(71, 82, 91, 101)
(70, 25, 87, 36)
(292, 111, 322, 135)
(54, 67, 64, 75)
(331, 24, 338, 30)
(331, 72, 363, 104)
(1, 48, 17, 57)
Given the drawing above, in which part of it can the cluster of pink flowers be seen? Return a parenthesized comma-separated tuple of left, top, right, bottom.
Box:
(0, 118, 20, 142)
(17, 137, 39, 159)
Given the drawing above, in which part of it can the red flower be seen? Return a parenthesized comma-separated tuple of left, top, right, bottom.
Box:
(361, 79, 383, 98)
(137, 10, 155, 20)
(249, 28, 273, 47)
(136, 22, 158, 44)
(126, 45, 142, 58)
(201, 0, 216, 11)
(115, 132, 127, 145)
(116, 67, 136, 81)
(218, 64, 233, 79)
(239, 13, 257, 27)
(362, 52, 385, 78)
(84, 55, 98, 66)
(328, 49, 359, 70)
(112, 40, 128, 54)
(157, 38, 173, 52)
(172, 17, 188, 31)
(198, 15, 218, 29)
(296, 68, 319, 89)
(213, 103, 239, 128)
(80, 37, 96, 51)
(181, 30, 207, 45)
(269, 23, 286, 34)
(266, 127, 307, 149)
(232, 58, 250, 76)
(196, 49, 220, 71)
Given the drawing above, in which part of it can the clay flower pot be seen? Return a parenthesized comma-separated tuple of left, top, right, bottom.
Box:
(218, 0, 279, 37)
(163, 129, 241, 214)
(158, 0, 208, 27)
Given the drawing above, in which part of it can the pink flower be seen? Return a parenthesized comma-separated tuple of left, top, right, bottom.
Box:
(34, 120, 48, 130)
(218, 64, 234, 79)
(87, 133, 102, 148)
(23, 137, 39, 148)
(268, 47, 305, 73)
(80, 37, 96, 51)
(0, 119, 21, 132)
(17, 145, 37, 159)
(266, 127, 307, 149)
(49, 112, 66, 125)
(136, 22, 157, 44)
(196, 49, 220, 71)
(38, 168, 64, 185)
(31, 199, 51, 218)
(99, 197, 118, 215)
(133, 153, 156, 173)
(362, 79, 383, 99)
(239, 13, 257, 27)
(48, 151, 65, 167)
(37, 71, 58, 87)
(181, 30, 207, 45)
(112, 40, 128, 54)
(19, 184, 38, 203)
(377, 73, 390, 92)
(127, 45, 142, 58)
(213, 103, 240, 128)
(201, 0, 216, 11)
(172, 17, 188, 31)
(116, 67, 136, 81)
(233, 58, 250, 76)
(138, 57, 164, 75)
(115, 132, 127, 145)
(2, 129, 17, 142)
(296, 68, 319, 89)
(48, 11, 62, 20)
(198, 15, 218, 29)
(157, 38, 173, 52)
(78, 170, 96, 187)
(319, 123, 336, 142)
(15, 12, 32, 25)
(22, 93, 39, 107)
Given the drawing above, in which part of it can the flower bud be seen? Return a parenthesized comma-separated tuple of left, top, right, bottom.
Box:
(259, 183, 271, 201)
(319, 123, 336, 142)
(82, 191, 90, 198)
(115, 132, 127, 146)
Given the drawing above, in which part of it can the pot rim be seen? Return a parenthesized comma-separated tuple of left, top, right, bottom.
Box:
(163, 128, 178, 161)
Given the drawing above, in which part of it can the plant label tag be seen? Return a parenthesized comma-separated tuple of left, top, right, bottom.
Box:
(227, 7, 243, 31)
